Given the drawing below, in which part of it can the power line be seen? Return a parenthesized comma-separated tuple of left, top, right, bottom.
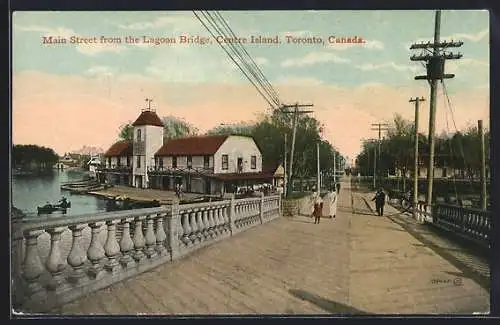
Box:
(212, 11, 281, 107)
(193, 11, 278, 109)
(204, 11, 279, 106)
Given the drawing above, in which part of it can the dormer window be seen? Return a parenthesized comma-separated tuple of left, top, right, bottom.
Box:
(137, 129, 142, 141)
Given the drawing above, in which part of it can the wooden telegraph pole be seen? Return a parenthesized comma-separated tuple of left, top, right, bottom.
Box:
(410, 10, 463, 207)
(371, 123, 389, 189)
(282, 103, 314, 197)
(284, 133, 287, 197)
(478, 120, 487, 211)
(317, 142, 321, 193)
(410, 97, 425, 220)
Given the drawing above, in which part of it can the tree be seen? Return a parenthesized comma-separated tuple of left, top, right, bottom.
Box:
(12, 144, 59, 170)
(117, 116, 199, 142)
(118, 123, 133, 141)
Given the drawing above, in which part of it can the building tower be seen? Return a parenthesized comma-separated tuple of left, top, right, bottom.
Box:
(131, 99, 164, 188)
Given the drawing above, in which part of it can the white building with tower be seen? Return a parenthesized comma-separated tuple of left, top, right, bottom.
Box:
(97, 101, 284, 194)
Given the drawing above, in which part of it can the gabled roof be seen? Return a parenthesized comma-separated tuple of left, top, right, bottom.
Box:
(132, 110, 164, 127)
(155, 135, 229, 156)
(262, 161, 283, 174)
(103, 141, 133, 157)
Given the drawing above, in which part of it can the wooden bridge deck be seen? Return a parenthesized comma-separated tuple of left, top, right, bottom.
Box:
(54, 179, 490, 315)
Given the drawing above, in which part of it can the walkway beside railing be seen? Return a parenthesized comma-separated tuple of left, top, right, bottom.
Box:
(11, 194, 282, 313)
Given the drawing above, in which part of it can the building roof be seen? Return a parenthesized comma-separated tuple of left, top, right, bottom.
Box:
(155, 135, 229, 156)
(132, 110, 164, 127)
(103, 141, 133, 157)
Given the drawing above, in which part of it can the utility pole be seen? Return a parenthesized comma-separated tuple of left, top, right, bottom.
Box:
(371, 123, 389, 189)
(282, 103, 314, 197)
(373, 144, 377, 189)
(317, 142, 320, 193)
(410, 97, 425, 220)
(284, 133, 287, 198)
(333, 151, 337, 185)
(410, 10, 463, 206)
(478, 120, 487, 211)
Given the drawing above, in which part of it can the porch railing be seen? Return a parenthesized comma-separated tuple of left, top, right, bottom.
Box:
(11, 194, 281, 313)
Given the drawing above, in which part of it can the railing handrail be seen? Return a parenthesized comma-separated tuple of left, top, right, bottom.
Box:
(434, 203, 491, 216)
(19, 195, 281, 232)
(19, 206, 170, 232)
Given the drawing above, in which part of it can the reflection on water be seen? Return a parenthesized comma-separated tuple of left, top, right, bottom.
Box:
(12, 169, 107, 217)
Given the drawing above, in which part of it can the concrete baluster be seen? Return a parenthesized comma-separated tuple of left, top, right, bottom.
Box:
(132, 216, 146, 262)
(87, 222, 106, 279)
(104, 220, 121, 273)
(45, 227, 68, 292)
(22, 230, 45, 296)
(119, 218, 135, 268)
(207, 208, 215, 238)
(201, 209, 209, 239)
(155, 213, 167, 255)
(189, 211, 198, 244)
(195, 210, 204, 242)
(67, 224, 88, 285)
(181, 212, 191, 245)
(214, 207, 222, 235)
(145, 215, 158, 259)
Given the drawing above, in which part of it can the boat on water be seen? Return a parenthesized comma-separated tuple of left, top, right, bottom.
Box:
(37, 198, 71, 215)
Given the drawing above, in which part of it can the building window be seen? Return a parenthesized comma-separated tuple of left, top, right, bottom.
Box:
(137, 129, 141, 141)
(187, 156, 192, 169)
(172, 156, 177, 168)
(159, 157, 163, 169)
(222, 155, 228, 170)
(251, 155, 256, 169)
(204, 155, 210, 169)
(126, 156, 130, 167)
(107, 157, 111, 168)
(136, 156, 141, 168)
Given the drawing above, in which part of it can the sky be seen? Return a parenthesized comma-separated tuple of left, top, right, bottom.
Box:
(12, 10, 489, 161)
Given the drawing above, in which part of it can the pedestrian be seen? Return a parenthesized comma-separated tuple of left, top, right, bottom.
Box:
(313, 193, 323, 224)
(335, 182, 341, 194)
(372, 188, 386, 216)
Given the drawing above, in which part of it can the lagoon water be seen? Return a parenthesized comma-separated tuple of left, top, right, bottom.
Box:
(12, 169, 108, 217)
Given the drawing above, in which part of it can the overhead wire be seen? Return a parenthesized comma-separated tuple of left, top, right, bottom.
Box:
(212, 11, 281, 107)
(192, 10, 280, 110)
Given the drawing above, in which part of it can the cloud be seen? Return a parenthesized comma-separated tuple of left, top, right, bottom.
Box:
(274, 76, 324, 86)
(254, 57, 269, 66)
(446, 58, 488, 73)
(355, 62, 420, 73)
(444, 28, 488, 42)
(117, 14, 199, 31)
(15, 24, 124, 55)
(281, 52, 350, 67)
(84, 66, 116, 78)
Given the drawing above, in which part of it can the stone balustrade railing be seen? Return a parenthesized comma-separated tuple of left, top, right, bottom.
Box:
(388, 197, 490, 248)
(11, 194, 281, 313)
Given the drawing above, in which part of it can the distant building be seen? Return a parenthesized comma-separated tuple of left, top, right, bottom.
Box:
(97, 108, 276, 194)
(87, 156, 102, 179)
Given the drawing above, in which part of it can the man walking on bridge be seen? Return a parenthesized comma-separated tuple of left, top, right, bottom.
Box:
(372, 188, 386, 216)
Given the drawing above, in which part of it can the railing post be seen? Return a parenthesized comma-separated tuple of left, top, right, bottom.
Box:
(259, 192, 265, 224)
(278, 194, 282, 216)
(168, 199, 181, 261)
(229, 195, 235, 236)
